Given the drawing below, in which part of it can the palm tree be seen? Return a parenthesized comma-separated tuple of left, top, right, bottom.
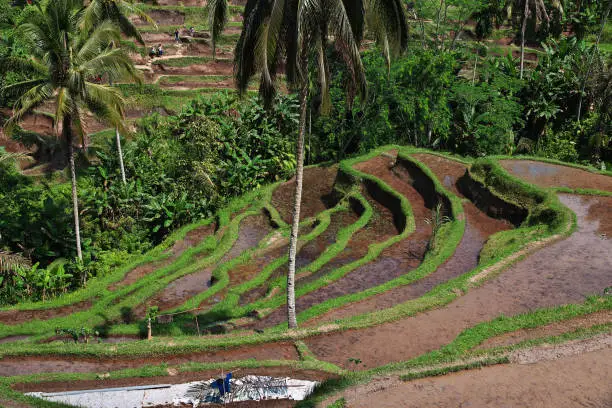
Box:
(1, 0, 142, 268)
(516, 0, 549, 79)
(81, 0, 155, 185)
(206, 0, 229, 61)
(235, 0, 408, 329)
(81, 0, 155, 46)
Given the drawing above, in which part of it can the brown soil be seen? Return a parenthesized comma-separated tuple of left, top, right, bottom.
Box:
(271, 166, 338, 224)
(304, 193, 612, 369)
(344, 347, 612, 408)
(151, 60, 233, 75)
(133, 213, 273, 317)
(0, 342, 298, 377)
(0, 300, 92, 326)
(13, 366, 330, 394)
(476, 309, 612, 350)
(110, 223, 216, 290)
(135, 10, 185, 26)
(500, 159, 612, 192)
(308, 154, 512, 325)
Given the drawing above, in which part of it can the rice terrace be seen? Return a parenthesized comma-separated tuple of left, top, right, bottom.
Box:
(0, 0, 611, 407)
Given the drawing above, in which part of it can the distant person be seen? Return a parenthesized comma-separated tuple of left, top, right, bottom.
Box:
(174, 29, 180, 42)
(149, 46, 156, 58)
(157, 44, 164, 57)
(189, 26, 195, 37)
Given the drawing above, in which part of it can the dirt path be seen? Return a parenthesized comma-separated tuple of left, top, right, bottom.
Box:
(343, 343, 612, 408)
(306, 154, 512, 325)
(304, 193, 612, 369)
(500, 159, 612, 192)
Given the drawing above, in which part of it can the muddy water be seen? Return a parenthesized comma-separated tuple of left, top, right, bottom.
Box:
(500, 160, 612, 192)
(0, 342, 298, 376)
(132, 213, 273, 317)
(305, 194, 612, 369)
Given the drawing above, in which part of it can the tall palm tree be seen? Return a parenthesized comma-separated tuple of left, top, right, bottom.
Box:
(517, 0, 549, 78)
(81, 0, 155, 185)
(1, 0, 141, 268)
(235, 0, 408, 329)
(206, 0, 229, 61)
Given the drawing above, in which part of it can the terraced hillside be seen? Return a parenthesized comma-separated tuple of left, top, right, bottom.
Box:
(0, 145, 610, 407)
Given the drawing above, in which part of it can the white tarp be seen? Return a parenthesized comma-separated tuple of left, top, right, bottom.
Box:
(27, 375, 318, 407)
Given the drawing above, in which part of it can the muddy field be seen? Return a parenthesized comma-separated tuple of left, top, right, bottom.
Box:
(345, 347, 612, 408)
(304, 193, 612, 369)
(500, 159, 612, 192)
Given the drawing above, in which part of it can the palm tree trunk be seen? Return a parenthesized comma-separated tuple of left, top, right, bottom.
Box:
(212, 37, 217, 62)
(520, 0, 529, 79)
(577, 0, 611, 122)
(115, 127, 127, 184)
(286, 84, 308, 329)
(64, 116, 83, 264)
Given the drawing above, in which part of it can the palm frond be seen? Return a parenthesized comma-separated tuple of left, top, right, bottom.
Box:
(365, 0, 409, 68)
(206, 0, 229, 59)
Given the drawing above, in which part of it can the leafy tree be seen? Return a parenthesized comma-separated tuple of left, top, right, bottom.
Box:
(234, 0, 408, 328)
(1, 0, 141, 267)
(514, 0, 550, 78)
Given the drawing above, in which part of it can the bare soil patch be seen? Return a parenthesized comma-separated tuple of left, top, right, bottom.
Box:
(271, 166, 338, 224)
(0, 335, 30, 344)
(151, 60, 233, 76)
(500, 159, 612, 192)
(135, 10, 185, 26)
(305, 193, 612, 369)
(345, 347, 612, 408)
(476, 309, 612, 350)
(0, 342, 298, 377)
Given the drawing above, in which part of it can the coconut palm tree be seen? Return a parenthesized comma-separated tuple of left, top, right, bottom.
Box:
(1, 0, 142, 268)
(516, 0, 549, 78)
(81, 0, 155, 46)
(206, 0, 229, 61)
(235, 0, 408, 329)
(81, 0, 155, 185)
